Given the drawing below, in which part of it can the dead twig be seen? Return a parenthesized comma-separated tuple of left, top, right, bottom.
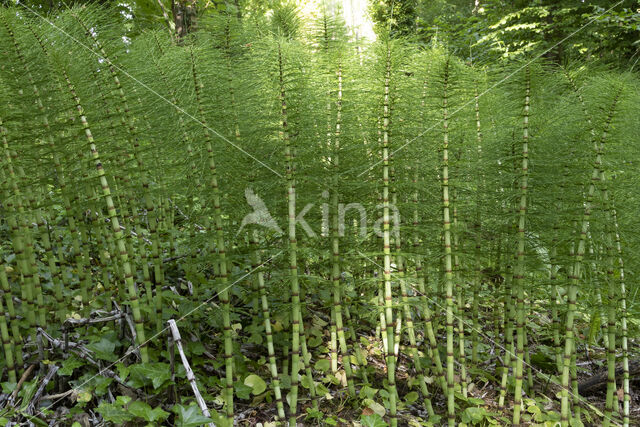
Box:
(7, 364, 36, 407)
(26, 364, 58, 415)
(167, 319, 214, 427)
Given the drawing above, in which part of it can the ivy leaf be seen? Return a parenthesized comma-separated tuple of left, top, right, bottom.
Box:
(461, 407, 487, 424)
(244, 374, 267, 395)
(58, 357, 85, 376)
(129, 363, 172, 389)
(87, 338, 117, 362)
(360, 413, 387, 427)
(234, 381, 252, 400)
(173, 404, 213, 427)
(128, 400, 169, 422)
(96, 402, 134, 423)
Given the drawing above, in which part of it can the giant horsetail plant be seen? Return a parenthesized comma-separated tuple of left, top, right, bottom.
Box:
(25, 22, 151, 362)
(563, 69, 633, 426)
(1, 3, 640, 426)
(560, 84, 621, 426)
(512, 65, 531, 426)
(275, 37, 304, 426)
(188, 44, 235, 422)
(378, 35, 399, 426)
(313, 9, 357, 397)
(439, 55, 456, 427)
(69, 8, 164, 330)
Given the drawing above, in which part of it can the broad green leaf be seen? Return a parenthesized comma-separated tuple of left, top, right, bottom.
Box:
(361, 385, 378, 399)
(87, 338, 117, 362)
(360, 413, 386, 427)
(314, 359, 331, 372)
(244, 374, 267, 395)
(405, 391, 419, 403)
(461, 407, 487, 424)
(173, 404, 213, 427)
(77, 390, 92, 403)
(468, 397, 485, 405)
(129, 363, 172, 389)
(58, 357, 85, 376)
(129, 400, 170, 422)
(363, 399, 385, 417)
(96, 402, 134, 423)
(324, 417, 338, 425)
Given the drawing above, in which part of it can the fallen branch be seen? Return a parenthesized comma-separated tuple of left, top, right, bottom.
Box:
(6, 364, 35, 407)
(578, 359, 640, 395)
(37, 329, 128, 387)
(26, 364, 58, 415)
(167, 319, 214, 427)
(62, 310, 126, 329)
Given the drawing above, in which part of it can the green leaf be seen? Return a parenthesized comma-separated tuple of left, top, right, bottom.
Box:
(87, 338, 117, 362)
(360, 413, 387, 427)
(314, 359, 331, 372)
(405, 391, 419, 403)
(76, 390, 92, 403)
(234, 381, 253, 400)
(129, 363, 172, 389)
(116, 363, 130, 381)
(129, 400, 170, 422)
(244, 374, 267, 395)
(361, 385, 378, 400)
(461, 407, 487, 424)
(58, 357, 85, 376)
(1, 382, 16, 394)
(363, 399, 386, 417)
(468, 397, 485, 405)
(173, 404, 213, 427)
(97, 402, 134, 423)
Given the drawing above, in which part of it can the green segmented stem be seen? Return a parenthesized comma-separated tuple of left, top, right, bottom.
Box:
(251, 232, 286, 420)
(560, 90, 620, 426)
(57, 65, 149, 362)
(189, 46, 234, 422)
(381, 41, 397, 427)
(512, 66, 530, 426)
(74, 12, 161, 327)
(452, 191, 468, 398)
(611, 204, 630, 426)
(275, 41, 302, 426)
(440, 57, 456, 427)
(330, 64, 355, 397)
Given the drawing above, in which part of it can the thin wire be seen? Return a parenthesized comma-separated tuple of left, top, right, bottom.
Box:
(32, 250, 284, 419)
(18, 1, 283, 178)
(354, 0, 625, 178)
(356, 250, 622, 426)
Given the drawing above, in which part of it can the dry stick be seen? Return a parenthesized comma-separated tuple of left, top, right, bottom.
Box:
(7, 364, 35, 407)
(26, 364, 58, 416)
(62, 311, 126, 329)
(167, 320, 214, 427)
